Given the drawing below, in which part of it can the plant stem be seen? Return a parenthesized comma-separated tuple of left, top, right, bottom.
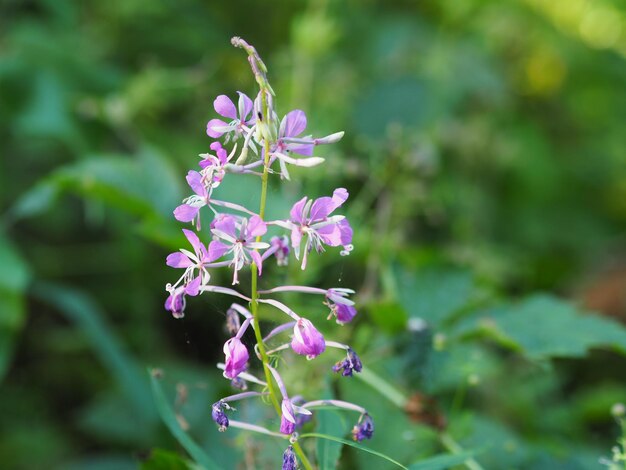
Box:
(248, 89, 314, 470)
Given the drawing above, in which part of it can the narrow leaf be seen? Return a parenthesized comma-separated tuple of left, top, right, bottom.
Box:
(408, 451, 476, 470)
(33, 282, 155, 421)
(149, 369, 219, 470)
(300, 433, 408, 469)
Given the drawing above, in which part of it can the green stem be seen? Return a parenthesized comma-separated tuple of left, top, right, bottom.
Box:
(248, 89, 314, 470)
(357, 367, 484, 470)
(440, 433, 485, 470)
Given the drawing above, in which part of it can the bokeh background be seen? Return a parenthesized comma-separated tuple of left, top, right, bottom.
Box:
(2, 0, 626, 468)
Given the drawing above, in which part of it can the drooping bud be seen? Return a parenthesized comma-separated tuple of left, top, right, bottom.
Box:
(223, 337, 249, 379)
(352, 413, 374, 442)
(164, 287, 186, 319)
(332, 348, 363, 377)
(334, 303, 357, 324)
(314, 131, 345, 145)
(280, 399, 296, 435)
(211, 401, 229, 432)
(291, 318, 325, 360)
(282, 445, 297, 470)
(225, 307, 241, 336)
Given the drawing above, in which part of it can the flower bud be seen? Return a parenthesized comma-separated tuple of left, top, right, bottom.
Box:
(223, 337, 249, 379)
(164, 287, 186, 319)
(211, 401, 229, 432)
(291, 318, 325, 359)
(282, 445, 297, 470)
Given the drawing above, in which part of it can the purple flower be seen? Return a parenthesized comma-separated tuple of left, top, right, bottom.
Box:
(291, 318, 325, 359)
(173, 170, 211, 226)
(211, 401, 229, 432)
(209, 215, 269, 284)
(268, 110, 326, 180)
(164, 286, 186, 319)
(223, 337, 249, 379)
(206, 92, 255, 140)
(198, 142, 233, 187)
(285, 188, 353, 269)
(277, 110, 314, 156)
(282, 446, 297, 470)
(326, 288, 357, 324)
(166, 229, 216, 297)
(352, 413, 374, 442)
(270, 235, 290, 266)
(279, 397, 312, 435)
(280, 398, 296, 435)
(332, 348, 363, 377)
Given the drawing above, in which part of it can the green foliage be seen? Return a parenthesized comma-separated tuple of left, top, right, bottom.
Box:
(0, 232, 30, 380)
(149, 370, 219, 470)
(140, 449, 199, 470)
(2, 0, 626, 468)
(454, 295, 626, 361)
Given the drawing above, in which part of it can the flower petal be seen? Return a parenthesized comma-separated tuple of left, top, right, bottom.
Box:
(214, 95, 237, 120)
(246, 215, 267, 239)
(173, 204, 200, 223)
(208, 240, 230, 261)
(237, 91, 254, 122)
(309, 188, 348, 222)
(213, 215, 238, 240)
(338, 218, 353, 245)
(289, 196, 308, 224)
(182, 229, 204, 255)
(206, 118, 229, 138)
(185, 275, 202, 296)
(250, 249, 263, 276)
(281, 110, 307, 137)
(186, 171, 206, 197)
(166, 252, 192, 268)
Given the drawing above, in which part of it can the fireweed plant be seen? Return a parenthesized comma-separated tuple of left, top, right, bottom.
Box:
(164, 38, 370, 469)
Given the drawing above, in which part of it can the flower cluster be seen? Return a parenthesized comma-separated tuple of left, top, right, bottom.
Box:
(164, 37, 372, 469)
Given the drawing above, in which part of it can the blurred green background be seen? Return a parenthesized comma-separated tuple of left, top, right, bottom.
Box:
(2, 0, 626, 468)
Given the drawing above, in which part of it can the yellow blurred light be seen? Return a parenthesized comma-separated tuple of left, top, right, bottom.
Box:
(579, 6, 622, 49)
(525, 48, 567, 95)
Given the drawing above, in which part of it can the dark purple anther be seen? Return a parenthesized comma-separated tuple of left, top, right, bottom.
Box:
(332, 348, 363, 377)
(282, 445, 297, 470)
(211, 401, 229, 432)
(352, 413, 374, 442)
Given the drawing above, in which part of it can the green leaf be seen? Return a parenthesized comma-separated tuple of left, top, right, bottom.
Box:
(301, 433, 408, 469)
(140, 448, 200, 470)
(454, 295, 626, 361)
(397, 267, 474, 329)
(149, 370, 219, 470)
(33, 283, 155, 421)
(0, 232, 30, 381)
(408, 451, 476, 470)
(316, 410, 346, 470)
(11, 146, 182, 223)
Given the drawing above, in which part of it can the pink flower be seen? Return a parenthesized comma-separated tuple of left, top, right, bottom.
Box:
(166, 229, 217, 297)
(280, 398, 296, 434)
(284, 188, 353, 269)
(206, 92, 255, 140)
(209, 215, 269, 284)
(223, 337, 249, 379)
(291, 318, 325, 359)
